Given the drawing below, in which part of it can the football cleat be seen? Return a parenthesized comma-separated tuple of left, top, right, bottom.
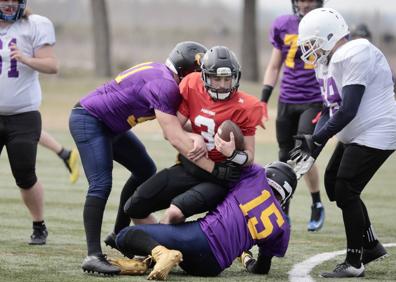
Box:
(147, 246, 182, 280)
(104, 232, 117, 249)
(81, 254, 120, 275)
(108, 257, 148, 275)
(66, 148, 80, 184)
(362, 242, 388, 265)
(320, 261, 364, 278)
(29, 227, 48, 245)
(307, 202, 325, 232)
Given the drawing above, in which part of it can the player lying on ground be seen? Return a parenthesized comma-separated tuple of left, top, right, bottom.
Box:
(109, 162, 297, 280)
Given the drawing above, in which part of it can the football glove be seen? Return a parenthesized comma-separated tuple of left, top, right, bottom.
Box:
(290, 134, 322, 162)
(211, 161, 242, 183)
(240, 250, 254, 269)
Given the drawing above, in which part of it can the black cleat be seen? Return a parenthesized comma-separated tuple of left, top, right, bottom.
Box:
(104, 232, 117, 249)
(29, 227, 48, 245)
(320, 261, 364, 278)
(81, 254, 120, 275)
(104, 232, 135, 259)
(362, 242, 389, 265)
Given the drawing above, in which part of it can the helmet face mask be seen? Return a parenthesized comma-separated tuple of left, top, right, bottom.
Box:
(298, 8, 350, 66)
(166, 41, 207, 81)
(265, 161, 297, 207)
(0, 0, 26, 22)
(291, 0, 323, 18)
(299, 38, 329, 66)
(201, 46, 241, 101)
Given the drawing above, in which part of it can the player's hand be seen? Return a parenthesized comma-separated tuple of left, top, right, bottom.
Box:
(240, 250, 254, 268)
(289, 134, 322, 162)
(211, 161, 241, 182)
(187, 134, 208, 161)
(287, 157, 315, 180)
(214, 132, 236, 158)
(260, 102, 268, 129)
(10, 43, 29, 65)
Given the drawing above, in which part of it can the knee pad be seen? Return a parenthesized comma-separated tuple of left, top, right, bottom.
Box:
(334, 178, 360, 209)
(15, 170, 37, 189)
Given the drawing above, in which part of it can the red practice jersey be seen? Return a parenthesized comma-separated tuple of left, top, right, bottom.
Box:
(179, 72, 263, 162)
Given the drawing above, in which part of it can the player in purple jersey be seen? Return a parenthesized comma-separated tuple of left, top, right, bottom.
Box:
(260, 0, 325, 232)
(69, 41, 242, 275)
(112, 162, 297, 280)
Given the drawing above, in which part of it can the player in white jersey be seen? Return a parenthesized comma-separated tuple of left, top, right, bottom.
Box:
(0, 0, 59, 245)
(290, 8, 396, 278)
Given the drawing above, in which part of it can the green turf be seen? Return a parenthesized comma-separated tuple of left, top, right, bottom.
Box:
(0, 77, 395, 281)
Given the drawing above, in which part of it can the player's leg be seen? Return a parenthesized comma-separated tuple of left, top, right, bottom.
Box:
(161, 181, 228, 224)
(276, 102, 298, 221)
(360, 200, 388, 265)
(116, 222, 222, 278)
(6, 111, 48, 245)
(69, 108, 119, 274)
(123, 165, 201, 220)
(104, 131, 157, 249)
(298, 103, 325, 231)
(39, 130, 80, 183)
(321, 144, 393, 278)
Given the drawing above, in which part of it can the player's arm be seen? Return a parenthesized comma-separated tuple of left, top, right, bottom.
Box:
(156, 110, 240, 182)
(241, 248, 272, 275)
(313, 84, 365, 145)
(10, 43, 59, 74)
(177, 111, 207, 161)
(262, 47, 282, 101)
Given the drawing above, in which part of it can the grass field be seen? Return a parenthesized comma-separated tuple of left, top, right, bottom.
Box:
(0, 76, 395, 282)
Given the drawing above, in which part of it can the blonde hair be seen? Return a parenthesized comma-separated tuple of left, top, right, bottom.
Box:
(21, 7, 31, 19)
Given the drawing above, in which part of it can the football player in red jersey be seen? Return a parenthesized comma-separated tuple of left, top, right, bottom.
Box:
(121, 46, 263, 226)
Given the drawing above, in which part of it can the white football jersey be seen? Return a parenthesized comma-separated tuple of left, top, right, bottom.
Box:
(0, 15, 55, 115)
(316, 39, 396, 150)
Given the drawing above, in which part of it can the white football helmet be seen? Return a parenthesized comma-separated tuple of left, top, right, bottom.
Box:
(298, 8, 349, 65)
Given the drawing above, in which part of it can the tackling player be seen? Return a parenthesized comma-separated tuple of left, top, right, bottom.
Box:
(119, 46, 263, 229)
(113, 162, 297, 280)
(260, 0, 325, 231)
(0, 0, 58, 245)
(69, 41, 243, 275)
(291, 8, 396, 278)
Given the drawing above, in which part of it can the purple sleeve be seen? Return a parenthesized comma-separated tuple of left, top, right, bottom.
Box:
(257, 221, 290, 258)
(146, 80, 181, 115)
(269, 17, 283, 50)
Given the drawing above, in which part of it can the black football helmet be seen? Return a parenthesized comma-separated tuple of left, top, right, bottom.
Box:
(291, 0, 323, 18)
(201, 46, 241, 101)
(0, 0, 26, 22)
(350, 24, 372, 41)
(165, 41, 207, 81)
(265, 161, 297, 207)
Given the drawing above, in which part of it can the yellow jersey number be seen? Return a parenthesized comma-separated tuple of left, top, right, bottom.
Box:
(284, 34, 314, 70)
(114, 62, 156, 127)
(239, 190, 285, 240)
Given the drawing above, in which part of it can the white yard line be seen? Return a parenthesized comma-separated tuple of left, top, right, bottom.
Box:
(289, 243, 396, 282)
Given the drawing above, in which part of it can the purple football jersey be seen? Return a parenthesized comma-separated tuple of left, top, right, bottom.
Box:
(199, 164, 290, 270)
(80, 62, 181, 134)
(270, 15, 322, 104)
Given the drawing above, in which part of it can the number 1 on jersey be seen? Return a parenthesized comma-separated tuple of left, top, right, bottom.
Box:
(0, 38, 19, 78)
